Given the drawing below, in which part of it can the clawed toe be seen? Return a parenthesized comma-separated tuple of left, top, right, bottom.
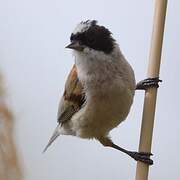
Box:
(104, 140, 154, 165)
(136, 77, 162, 90)
(138, 152, 153, 156)
(128, 151, 153, 165)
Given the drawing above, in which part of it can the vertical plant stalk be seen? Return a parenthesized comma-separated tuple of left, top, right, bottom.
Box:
(135, 0, 168, 180)
(0, 74, 23, 180)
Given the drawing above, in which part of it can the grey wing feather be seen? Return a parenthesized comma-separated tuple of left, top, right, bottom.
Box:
(57, 98, 78, 124)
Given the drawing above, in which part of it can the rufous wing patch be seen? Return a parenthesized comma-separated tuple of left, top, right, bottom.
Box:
(57, 65, 85, 124)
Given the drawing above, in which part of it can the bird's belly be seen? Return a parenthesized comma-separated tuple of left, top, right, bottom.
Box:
(70, 88, 134, 139)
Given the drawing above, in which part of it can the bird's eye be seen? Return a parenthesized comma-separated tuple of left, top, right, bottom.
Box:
(70, 35, 73, 41)
(70, 34, 76, 41)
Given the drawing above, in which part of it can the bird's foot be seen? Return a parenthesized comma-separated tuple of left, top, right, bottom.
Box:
(136, 77, 162, 90)
(128, 151, 153, 165)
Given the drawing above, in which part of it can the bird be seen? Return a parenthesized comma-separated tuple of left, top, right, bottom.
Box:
(43, 20, 157, 165)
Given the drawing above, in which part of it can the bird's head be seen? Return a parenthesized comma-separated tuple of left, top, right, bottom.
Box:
(66, 20, 116, 55)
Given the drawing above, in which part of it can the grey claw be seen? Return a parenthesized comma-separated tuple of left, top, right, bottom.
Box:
(136, 77, 162, 90)
(138, 152, 153, 156)
(128, 151, 154, 165)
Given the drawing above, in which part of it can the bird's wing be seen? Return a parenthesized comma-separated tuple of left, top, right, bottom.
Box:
(43, 65, 85, 152)
(57, 64, 85, 124)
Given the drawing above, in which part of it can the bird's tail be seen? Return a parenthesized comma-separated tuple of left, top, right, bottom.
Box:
(43, 125, 61, 153)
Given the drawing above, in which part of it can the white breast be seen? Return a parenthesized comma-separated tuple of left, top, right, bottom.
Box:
(69, 45, 135, 139)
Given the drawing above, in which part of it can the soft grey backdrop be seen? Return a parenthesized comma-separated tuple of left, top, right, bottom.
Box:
(0, 0, 179, 179)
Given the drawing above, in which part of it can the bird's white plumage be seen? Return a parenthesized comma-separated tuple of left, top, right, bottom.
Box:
(72, 20, 95, 34)
(44, 21, 136, 152)
(60, 44, 135, 139)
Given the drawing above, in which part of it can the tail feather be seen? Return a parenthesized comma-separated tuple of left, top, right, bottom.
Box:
(43, 125, 60, 153)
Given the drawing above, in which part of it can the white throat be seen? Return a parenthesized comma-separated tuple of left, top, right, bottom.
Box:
(73, 45, 134, 95)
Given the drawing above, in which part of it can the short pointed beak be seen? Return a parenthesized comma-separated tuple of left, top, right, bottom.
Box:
(65, 41, 84, 51)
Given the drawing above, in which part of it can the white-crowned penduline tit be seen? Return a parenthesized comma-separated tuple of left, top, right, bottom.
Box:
(44, 20, 161, 165)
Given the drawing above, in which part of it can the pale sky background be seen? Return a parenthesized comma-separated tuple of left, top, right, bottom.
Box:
(0, 0, 180, 179)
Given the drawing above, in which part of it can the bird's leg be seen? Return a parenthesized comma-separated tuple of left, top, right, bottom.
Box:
(98, 137, 153, 165)
(110, 143, 153, 165)
(136, 77, 162, 90)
